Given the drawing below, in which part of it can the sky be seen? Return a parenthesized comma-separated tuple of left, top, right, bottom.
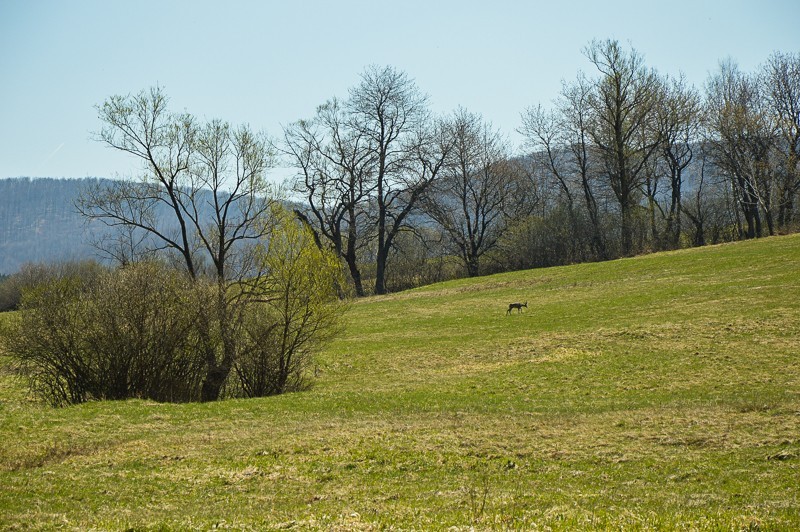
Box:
(1, 0, 798, 182)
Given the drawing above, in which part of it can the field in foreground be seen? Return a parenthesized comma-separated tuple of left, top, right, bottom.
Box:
(1, 235, 799, 530)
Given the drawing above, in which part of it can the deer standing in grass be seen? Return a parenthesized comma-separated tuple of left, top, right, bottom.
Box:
(507, 301, 527, 315)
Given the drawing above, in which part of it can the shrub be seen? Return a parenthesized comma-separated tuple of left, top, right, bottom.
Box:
(0, 261, 105, 312)
(233, 207, 347, 397)
(0, 215, 349, 405)
(1, 262, 205, 405)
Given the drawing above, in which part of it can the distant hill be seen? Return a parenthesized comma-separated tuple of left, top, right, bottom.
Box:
(0, 177, 113, 274)
(0, 177, 284, 275)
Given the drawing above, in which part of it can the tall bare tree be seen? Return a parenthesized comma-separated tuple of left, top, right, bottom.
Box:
(283, 98, 373, 296)
(79, 86, 278, 401)
(424, 109, 527, 276)
(584, 39, 664, 255)
(762, 51, 800, 228)
(289, 66, 450, 295)
(348, 65, 451, 294)
(657, 75, 702, 248)
(706, 60, 775, 238)
(521, 72, 609, 260)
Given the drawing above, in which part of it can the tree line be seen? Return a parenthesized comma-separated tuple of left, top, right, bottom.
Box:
(286, 40, 799, 294)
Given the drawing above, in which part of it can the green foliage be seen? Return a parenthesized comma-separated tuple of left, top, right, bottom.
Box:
(234, 207, 347, 397)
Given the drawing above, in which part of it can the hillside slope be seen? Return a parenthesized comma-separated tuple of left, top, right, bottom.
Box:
(1, 235, 799, 529)
(0, 177, 111, 274)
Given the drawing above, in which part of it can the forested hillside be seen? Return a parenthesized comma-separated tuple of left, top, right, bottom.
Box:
(0, 177, 111, 274)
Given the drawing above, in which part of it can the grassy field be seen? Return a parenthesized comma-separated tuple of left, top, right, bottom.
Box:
(1, 235, 799, 530)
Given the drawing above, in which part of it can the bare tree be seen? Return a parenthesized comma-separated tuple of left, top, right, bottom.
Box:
(705, 60, 775, 238)
(681, 142, 739, 246)
(656, 75, 703, 248)
(584, 39, 664, 255)
(78, 86, 278, 401)
(521, 72, 609, 260)
(289, 66, 450, 295)
(283, 99, 373, 296)
(348, 65, 450, 294)
(762, 51, 800, 228)
(425, 108, 528, 276)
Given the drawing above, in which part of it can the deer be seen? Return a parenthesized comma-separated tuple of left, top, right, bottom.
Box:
(506, 301, 527, 315)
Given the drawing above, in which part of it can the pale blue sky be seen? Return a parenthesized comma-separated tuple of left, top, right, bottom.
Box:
(1, 0, 798, 181)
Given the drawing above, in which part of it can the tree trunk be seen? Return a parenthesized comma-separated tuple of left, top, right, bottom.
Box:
(198, 285, 237, 402)
(620, 194, 634, 256)
(200, 366, 229, 402)
(345, 213, 365, 297)
(466, 254, 480, 277)
(666, 166, 683, 249)
(374, 249, 387, 295)
(345, 251, 365, 297)
(579, 175, 606, 260)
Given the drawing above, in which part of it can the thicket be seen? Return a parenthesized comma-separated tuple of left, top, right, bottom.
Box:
(0, 210, 347, 406)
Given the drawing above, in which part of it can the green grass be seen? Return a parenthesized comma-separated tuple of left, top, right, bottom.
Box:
(1, 235, 799, 530)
